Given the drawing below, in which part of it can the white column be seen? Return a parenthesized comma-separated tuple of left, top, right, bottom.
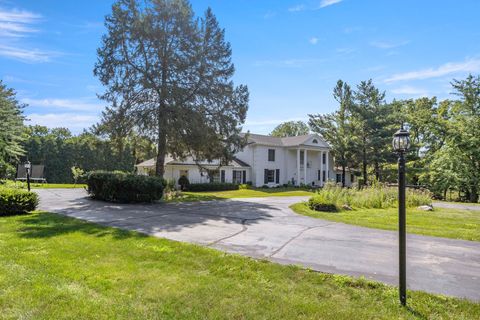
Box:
(296, 148, 300, 186)
(304, 149, 307, 185)
(320, 151, 324, 186)
(326, 150, 329, 181)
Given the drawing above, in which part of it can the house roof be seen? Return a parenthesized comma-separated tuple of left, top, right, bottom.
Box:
(135, 157, 250, 168)
(245, 133, 329, 148)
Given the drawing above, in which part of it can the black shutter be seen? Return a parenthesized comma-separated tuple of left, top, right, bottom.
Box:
(275, 169, 280, 184)
(221, 170, 225, 183)
(242, 170, 246, 184)
(232, 170, 235, 183)
(264, 169, 268, 184)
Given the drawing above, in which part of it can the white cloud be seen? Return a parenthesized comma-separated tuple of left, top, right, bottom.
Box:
(288, 4, 306, 12)
(391, 86, 429, 96)
(254, 58, 325, 68)
(309, 37, 319, 45)
(385, 58, 480, 83)
(0, 7, 63, 63)
(0, 8, 41, 37)
(22, 97, 105, 112)
(26, 113, 99, 132)
(319, 0, 343, 8)
(0, 45, 60, 62)
(370, 40, 409, 49)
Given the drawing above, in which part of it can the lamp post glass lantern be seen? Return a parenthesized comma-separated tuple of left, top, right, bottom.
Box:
(393, 125, 410, 306)
(24, 161, 31, 191)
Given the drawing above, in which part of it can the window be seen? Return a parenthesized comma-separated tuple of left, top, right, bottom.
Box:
(300, 150, 304, 164)
(322, 170, 326, 182)
(322, 153, 326, 164)
(221, 170, 225, 183)
(266, 169, 275, 183)
(351, 174, 355, 183)
(336, 173, 342, 183)
(268, 149, 275, 161)
(210, 170, 220, 183)
(233, 170, 243, 184)
(312, 139, 318, 144)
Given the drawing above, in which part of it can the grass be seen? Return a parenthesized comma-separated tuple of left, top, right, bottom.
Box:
(291, 202, 480, 242)
(0, 212, 478, 319)
(179, 187, 315, 201)
(2, 180, 86, 189)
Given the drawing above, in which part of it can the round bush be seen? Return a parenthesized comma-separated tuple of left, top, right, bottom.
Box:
(178, 175, 190, 191)
(85, 171, 165, 203)
(0, 188, 39, 215)
(308, 196, 338, 212)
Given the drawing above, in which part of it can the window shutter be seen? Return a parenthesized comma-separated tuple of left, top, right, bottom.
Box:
(221, 170, 225, 183)
(264, 169, 268, 184)
(275, 169, 280, 184)
(242, 170, 246, 184)
(232, 170, 235, 183)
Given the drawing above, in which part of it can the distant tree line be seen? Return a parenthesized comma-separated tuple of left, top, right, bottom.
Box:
(270, 75, 480, 203)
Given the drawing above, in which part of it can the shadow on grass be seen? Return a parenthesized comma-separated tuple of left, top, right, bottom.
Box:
(405, 306, 428, 320)
(18, 212, 147, 240)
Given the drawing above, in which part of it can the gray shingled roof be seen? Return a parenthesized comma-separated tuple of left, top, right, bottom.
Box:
(135, 157, 250, 168)
(245, 133, 329, 147)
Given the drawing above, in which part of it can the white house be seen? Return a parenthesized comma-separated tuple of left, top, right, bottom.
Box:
(135, 133, 349, 187)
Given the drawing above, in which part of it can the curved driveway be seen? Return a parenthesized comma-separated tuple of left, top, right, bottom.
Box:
(37, 189, 480, 301)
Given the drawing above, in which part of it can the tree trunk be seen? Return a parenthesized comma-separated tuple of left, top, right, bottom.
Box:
(470, 187, 479, 203)
(341, 164, 346, 188)
(362, 142, 367, 186)
(374, 161, 380, 182)
(155, 122, 167, 178)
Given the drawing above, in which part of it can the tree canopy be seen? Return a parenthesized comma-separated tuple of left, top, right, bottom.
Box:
(270, 121, 309, 137)
(94, 0, 249, 178)
(0, 81, 25, 177)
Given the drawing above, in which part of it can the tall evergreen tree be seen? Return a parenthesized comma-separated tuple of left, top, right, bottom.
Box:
(0, 81, 25, 177)
(94, 0, 249, 178)
(309, 80, 354, 187)
(351, 80, 393, 185)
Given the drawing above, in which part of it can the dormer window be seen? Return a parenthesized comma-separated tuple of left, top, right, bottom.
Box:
(312, 139, 318, 144)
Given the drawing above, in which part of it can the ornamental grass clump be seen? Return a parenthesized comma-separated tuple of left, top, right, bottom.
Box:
(310, 182, 431, 210)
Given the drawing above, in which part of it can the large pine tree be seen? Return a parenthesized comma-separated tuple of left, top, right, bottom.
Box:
(94, 0, 249, 178)
(0, 81, 25, 177)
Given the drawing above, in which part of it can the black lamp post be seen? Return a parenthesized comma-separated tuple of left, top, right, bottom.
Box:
(392, 125, 411, 306)
(24, 160, 31, 191)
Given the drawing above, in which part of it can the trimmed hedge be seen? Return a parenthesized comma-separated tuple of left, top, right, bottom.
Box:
(188, 183, 239, 192)
(0, 188, 39, 215)
(308, 196, 338, 212)
(85, 171, 165, 203)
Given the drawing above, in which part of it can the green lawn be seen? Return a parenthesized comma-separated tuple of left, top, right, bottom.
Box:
(0, 212, 478, 319)
(291, 202, 480, 242)
(2, 180, 86, 189)
(179, 187, 315, 201)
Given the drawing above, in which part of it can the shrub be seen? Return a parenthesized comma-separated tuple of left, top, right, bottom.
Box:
(0, 188, 38, 215)
(85, 171, 165, 203)
(178, 175, 190, 191)
(308, 196, 337, 212)
(188, 183, 239, 192)
(312, 183, 432, 209)
(238, 183, 251, 190)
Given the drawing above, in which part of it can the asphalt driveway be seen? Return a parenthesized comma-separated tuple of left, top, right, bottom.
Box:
(36, 189, 480, 301)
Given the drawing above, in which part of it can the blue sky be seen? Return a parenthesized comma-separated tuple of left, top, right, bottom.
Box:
(1, 0, 480, 134)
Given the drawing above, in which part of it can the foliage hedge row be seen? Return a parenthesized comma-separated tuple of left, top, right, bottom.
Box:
(188, 183, 239, 192)
(0, 188, 38, 215)
(308, 197, 338, 212)
(86, 171, 165, 203)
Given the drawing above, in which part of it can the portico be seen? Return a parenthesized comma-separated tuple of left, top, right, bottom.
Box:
(295, 148, 330, 187)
